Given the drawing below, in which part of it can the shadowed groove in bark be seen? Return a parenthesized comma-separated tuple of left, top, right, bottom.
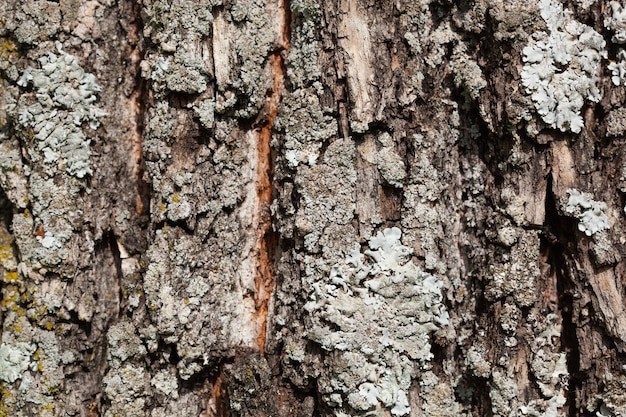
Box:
(107, 231, 124, 318)
(210, 374, 229, 417)
(253, 0, 291, 355)
(542, 175, 583, 417)
(128, 0, 149, 218)
(0, 188, 16, 330)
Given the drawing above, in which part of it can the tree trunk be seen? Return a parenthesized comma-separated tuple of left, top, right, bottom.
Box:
(1, 0, 626, 416)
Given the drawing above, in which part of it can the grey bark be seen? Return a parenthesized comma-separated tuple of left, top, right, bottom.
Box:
(1, 0, 626, 416)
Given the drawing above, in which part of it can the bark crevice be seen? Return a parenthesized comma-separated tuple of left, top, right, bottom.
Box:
(543, 174, 583, 416)
(252, 0, 290, 355)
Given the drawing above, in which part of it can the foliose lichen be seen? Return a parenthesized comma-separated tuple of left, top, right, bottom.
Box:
(608, 50, 626, 86)
(521, 0, 605, 133)
(605, 2, 626, 86)
(16, 42, 105, 178)
(605, 1, 626, 44)
(304, 227, 449, 416)
(0, 339, 35, 383)
(564, 189, 610, 236)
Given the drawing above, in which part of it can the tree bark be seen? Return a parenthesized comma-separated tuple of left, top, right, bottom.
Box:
(1, 0, 626, 416)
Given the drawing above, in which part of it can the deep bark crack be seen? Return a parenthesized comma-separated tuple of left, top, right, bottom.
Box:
(128, 0, 148, 218)
(253, 0, 290, 355)
(542, 175, 582, 416)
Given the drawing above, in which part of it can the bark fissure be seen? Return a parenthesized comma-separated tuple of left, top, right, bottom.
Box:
(253, 0, 290, 355)
(210, 374, 229, 417)
(107, 231, 124, 319)
(543, 175, 582, 416)
(129, 0, 149, 218)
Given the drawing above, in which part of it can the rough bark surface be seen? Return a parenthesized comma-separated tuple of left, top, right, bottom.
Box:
(1, 0, 626, 416)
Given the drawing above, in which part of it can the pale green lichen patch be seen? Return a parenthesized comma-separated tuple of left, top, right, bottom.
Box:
(304, 227, 449, 416)
(564, 189, 610, 236)
(106, 321, 147, 368)
(521, 0, 605, 133)
(17, 43, 105, 178)
(0, 339, 35, 383)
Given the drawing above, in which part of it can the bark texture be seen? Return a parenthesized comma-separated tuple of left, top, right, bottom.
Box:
(1, 0, 626, 416)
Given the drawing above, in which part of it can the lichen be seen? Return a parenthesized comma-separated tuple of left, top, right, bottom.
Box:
(103, 364, 147, 417)
(605, 1, 626, 44)
(376, 137, 406, 189)
(489, 370, 518, 417)
(151, 369, 179, 399)
(521, 0, 605, 133)
(450, 42, 486, 100)
(16, 42, 105, 178)
(304, 227, 448, 416)
(606, 108, 626, 137)
(608, 50, 626, 86)
(587, 371, 626, 416)
(0, 339, 35, 383)
(107, 321, 147, 368)
(141, 0, 214, 96)
(275, 87, 337, 169)
(11, 172, 75, 267)
(286, 0, 322, 88)
(1, 1, 61, 45)
(564, 188, 610, 236)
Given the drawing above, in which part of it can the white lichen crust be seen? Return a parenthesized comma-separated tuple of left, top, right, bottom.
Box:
(304, 227, 449, 416)
(521, 0, 605, 133)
